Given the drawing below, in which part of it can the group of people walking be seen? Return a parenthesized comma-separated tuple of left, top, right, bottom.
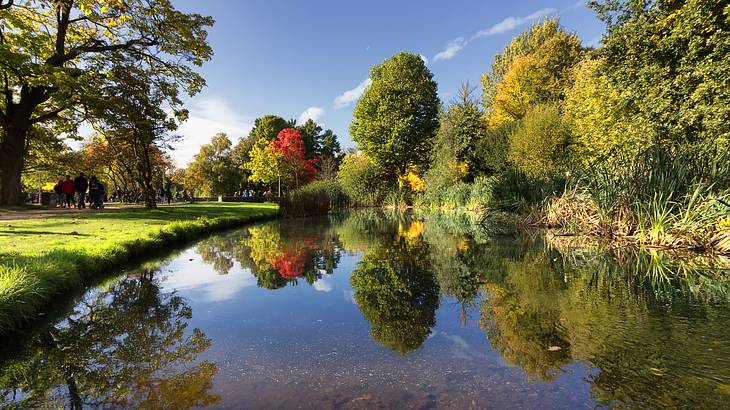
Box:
(53, 173, 105, 209)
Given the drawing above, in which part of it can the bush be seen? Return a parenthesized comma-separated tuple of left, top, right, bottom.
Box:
(508, 102, 573, 177)
(468, 176, 497, 209)
(279, 180, 349, 217)
(337, 154, 388, 206)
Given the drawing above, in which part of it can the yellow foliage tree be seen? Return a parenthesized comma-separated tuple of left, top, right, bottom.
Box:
(564, 59, 648, 165)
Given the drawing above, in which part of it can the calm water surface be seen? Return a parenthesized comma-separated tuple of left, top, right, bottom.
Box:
(2, 211, 730, 409)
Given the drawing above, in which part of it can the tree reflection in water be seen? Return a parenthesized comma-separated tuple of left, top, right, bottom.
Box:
(195, 219, 343, 290)
(344, 210, 730, 406)
(350, 238, 439, 355)
(11, 212, 727, 408)
(0, 270, 219, 409)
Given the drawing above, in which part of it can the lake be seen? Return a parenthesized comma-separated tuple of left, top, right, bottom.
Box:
(2, 210, 730, 409)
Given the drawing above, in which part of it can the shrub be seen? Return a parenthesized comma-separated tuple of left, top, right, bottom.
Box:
(468, 176, 497, 209)
(336, 153, 387, 206)
(279, 180, 349, 217)
(508, 102, 573, 177)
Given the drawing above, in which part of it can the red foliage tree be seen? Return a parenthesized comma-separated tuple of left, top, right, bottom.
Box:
(270, 128, 317, 188)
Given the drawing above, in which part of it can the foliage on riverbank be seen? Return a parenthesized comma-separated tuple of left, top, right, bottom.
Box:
(0, 203, 278, 333)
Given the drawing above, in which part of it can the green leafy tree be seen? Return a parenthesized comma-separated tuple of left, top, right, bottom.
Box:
(508, 103, 573, 177)
(0, 0, 213, 204)
(319, 129, 341, 160)
(350, 52, 440, 178)
(86, 61, 179, 209)
(425, 83, 486, 195)
(297, 119, 323, 159)
(247, 115, 293, 143)
(188, 133, 241, 197)
(351, 241, 439, 355)
(589, 0, 730, 144)
(245, 140, 281, 189)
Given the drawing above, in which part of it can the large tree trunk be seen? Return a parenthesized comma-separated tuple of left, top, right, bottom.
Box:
(0, 122, 29, 205)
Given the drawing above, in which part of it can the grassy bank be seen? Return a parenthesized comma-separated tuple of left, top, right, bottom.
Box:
(0, 203, 278, 333)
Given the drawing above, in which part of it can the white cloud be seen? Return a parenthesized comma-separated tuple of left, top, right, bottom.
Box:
(299, 106, 325, 124)
(433, 8, 557, 62)
(434, 37, 466, 61)
(419, 54, 429, 65)
(170, 97, 254, 167)
(312, 275, 333, 292)
(160, 249, 257, 303)
(471, 8, 556, 39)
(334, 78, 372, 109)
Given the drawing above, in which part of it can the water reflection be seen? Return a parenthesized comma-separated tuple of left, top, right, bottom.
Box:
(196, 220, 342, 289)
(2, 210, 730, 407)
(0, 270, 219, 408)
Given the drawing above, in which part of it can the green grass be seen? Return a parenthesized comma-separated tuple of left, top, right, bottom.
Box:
(0, 202, 278, 333)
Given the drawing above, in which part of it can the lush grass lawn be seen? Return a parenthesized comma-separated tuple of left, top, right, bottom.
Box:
(0, 202, 278, 333)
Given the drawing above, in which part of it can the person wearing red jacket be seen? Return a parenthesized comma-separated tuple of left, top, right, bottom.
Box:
(61, 175, 75, 208)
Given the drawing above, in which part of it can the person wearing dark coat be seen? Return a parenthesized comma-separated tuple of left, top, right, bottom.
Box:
(74, 172, 89, 209)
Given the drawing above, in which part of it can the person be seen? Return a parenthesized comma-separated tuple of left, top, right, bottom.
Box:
(53, 179, 63, 208)
(61, 175, 75, 208)
(164, 181, 172, 205)
(88, 176, 99, 209)
(74, 172, 88, 209)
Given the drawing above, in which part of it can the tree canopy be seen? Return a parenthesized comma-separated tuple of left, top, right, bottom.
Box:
(350, 52, 440, 179)
(0, 0, 214, 204)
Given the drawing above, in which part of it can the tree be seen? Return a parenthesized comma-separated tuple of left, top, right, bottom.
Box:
(508, 103, 573, 177)
(319, 129, 341, 160)
(564, 59, 647, 165)
(247, 115, 293, 143)
(425, 83, 487, 195)
(589, 0, 730, 145)
(297, 119, 323, 159)
(86, 60, 179, 209)
(188, 133, 241, 197)
(270, 128, 316, 189)
(245, 140, 280, 189)
(481, 18, 583, 126)
(350, 52, 440, 179)
(0, 0, 213, 205)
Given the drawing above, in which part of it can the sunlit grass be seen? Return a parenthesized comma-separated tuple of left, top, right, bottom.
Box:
(0, 202, 278, 333)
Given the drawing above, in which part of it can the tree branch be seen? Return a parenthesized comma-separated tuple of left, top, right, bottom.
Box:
(48, 38, 160, 66)
(30, 107, 66, 124)
(0, 0, 13, 11)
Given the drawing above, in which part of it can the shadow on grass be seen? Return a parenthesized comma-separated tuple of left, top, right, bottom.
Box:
(0, 230, 93, 236)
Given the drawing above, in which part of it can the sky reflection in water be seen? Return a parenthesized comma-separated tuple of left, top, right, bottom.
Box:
(2, 210, 730, 409)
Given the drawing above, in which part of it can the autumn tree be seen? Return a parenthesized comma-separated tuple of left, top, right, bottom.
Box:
(481, 18, 583, 126)
(0, 0, 213, 204)
(271, 128, 316, 189)
(245, 140, 281, 191)
(350, 52, 440, 179)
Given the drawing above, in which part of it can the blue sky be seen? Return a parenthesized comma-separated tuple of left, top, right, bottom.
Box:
(170, 0, 605, 166)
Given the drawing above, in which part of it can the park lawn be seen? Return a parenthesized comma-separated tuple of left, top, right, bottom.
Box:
(0, 202, 279, 333)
